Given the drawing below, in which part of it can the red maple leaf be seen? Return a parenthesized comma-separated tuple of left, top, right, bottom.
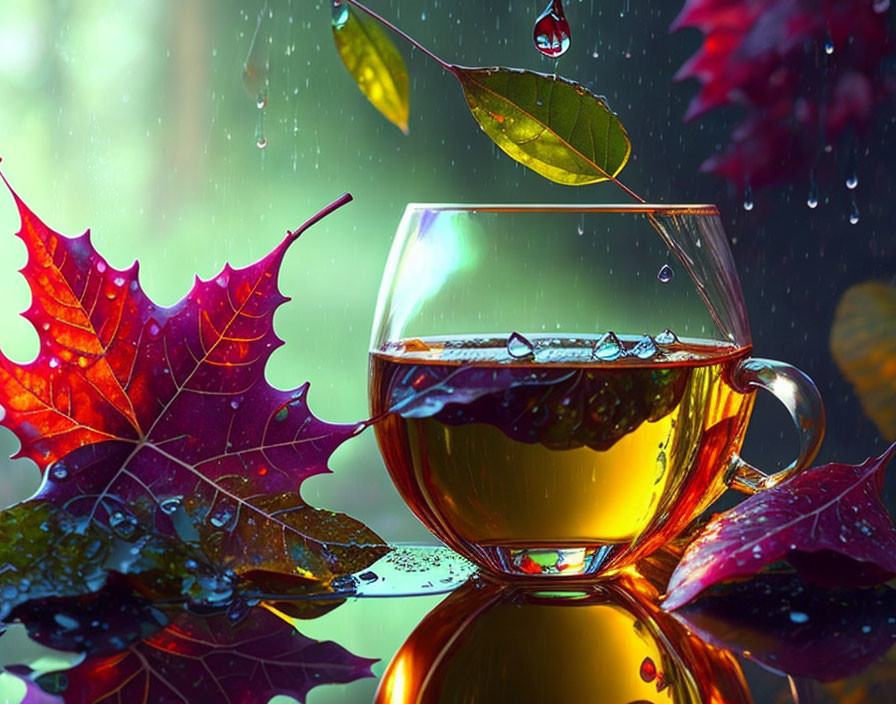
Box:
(0, 172, 385, 583)
(663, 442, 896, 610)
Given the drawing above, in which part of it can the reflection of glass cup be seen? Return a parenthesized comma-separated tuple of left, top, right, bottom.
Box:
(374, 574, 752, 704)
(369, 206, 825, 578)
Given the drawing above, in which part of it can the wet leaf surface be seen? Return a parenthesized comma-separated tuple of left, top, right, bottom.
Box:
(18, 602, 375, 704)
(673, 574, 896, 683)
(332, 2, 410, 133)
(452, 67, 631, 186)
(663, 442, 896, 609)
(831, 281, 896, 441)
(0, 183, 386, 587)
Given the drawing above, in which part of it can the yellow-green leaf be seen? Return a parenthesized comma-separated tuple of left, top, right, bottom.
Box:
(831, 281, 896, 441)
(332, 4, 410, 134)
(453, 67, 631, 185)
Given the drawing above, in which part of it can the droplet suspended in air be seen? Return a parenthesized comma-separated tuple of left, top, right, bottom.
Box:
(332, 0, 350, 30)
(807, 175, 819, 209)
(507, 331, 536, 358)
(846, 170, 858, 190)
(657, 264, 674, 283)
(533, 0, 571, 58)
(824, 32, 834, 54)
(849, 196, 860, 225)
(592, 332, 623, 361)
(742, 184, 754, 211)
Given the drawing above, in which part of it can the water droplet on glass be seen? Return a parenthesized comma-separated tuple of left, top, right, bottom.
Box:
(824, 33, 834, 54)
(533, 0, 571, 58)
(657, 264, 674, 283)
(630, 335, 657, 360)
(640, 656, 657, 682)
(50, 462, 69, 481)
(592, 332, 623, 361)
(789, 610, 809, 624)
(655, 328, 678, 345)
(332, 0, 349, 29)
(846, 170, 858, 190)
(873, 0, 890, 11)
(742, 184, 754, 211)
(507, 331, 535, 358)
(849, 196, 860, 225)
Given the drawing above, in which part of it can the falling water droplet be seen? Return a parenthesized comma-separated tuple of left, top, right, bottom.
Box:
(256, 93, 267, 110)
(655, 329, 679, 345)
(742, 184, 754, 211)
(577, 214, 585, 236)
(507, 331, 535, 358)
(533, 0, 571, 58)
(332, 0, 350, 29)
(256, 135, 267, 149)
(849, 196, 860, 225)
(807, 175, 819, 208)
(657, 264, 674, 283)
(592, 332, 623, 361)
(824, 32, 834, 54)
(629, 335, 658, 360)
(873, 0, 890, 11)
(846, 170, 858, 190)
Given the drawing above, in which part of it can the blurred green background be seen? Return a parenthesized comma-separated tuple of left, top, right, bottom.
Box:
(0, 1, 892, 702)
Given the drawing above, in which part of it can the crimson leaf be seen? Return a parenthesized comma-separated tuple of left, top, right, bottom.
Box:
(0, 177, 385, 584)
(663, 442, 896, 610)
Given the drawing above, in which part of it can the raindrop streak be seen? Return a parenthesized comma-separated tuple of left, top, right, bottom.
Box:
(742, 184, 754, 211)
(846, 170, 858, 190)
(242, 2, 271, 102)
(824, 32, 834, 54)
(507, 331, 536, 358)
(592, 332, 623, 361)
(534, 0, 571, 58)
(807, 175, 819, 209)
(849, 196, 860, 225)
(657, 264, 674, 283)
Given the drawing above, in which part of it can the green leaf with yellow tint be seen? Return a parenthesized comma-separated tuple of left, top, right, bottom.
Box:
(332, 3, 410, 134)
(452, 67, 631, 186)
(831, 281, 896, 441)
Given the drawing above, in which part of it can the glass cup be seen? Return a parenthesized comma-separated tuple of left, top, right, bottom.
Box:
(368, 205, 824, 578)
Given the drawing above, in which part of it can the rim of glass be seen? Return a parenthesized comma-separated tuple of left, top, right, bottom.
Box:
(405, 203, 720, 216)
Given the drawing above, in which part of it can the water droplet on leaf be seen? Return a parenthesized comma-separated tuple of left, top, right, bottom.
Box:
(109, 510, 137, 539)
(657, 264, 674, 283)
(159, 497, 182, 515)
(332, 0, 349, 29)
(640, 656, 657, 682)
(50, 462, 69, 481)
(533, 0, 571, 58)
(210, 507, 235, 529)
(507, 331, 535, 358)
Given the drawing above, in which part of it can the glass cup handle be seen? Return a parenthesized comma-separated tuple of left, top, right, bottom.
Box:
(728, 358, 826, 493)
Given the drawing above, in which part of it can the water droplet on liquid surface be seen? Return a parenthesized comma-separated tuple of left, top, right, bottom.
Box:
(657, 264, 674, 283)
(640, 656, 657, 682)
(655, 328, 678, 345)
(630, 335, 658, 360)
(592, 332, 623, 361)
(507, 331, 535, 358)
(533, 0, 571, 58)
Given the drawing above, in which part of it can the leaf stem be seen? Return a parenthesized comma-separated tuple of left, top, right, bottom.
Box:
(288, 192, 353, 242)
(343, 0, 453, 70)
(611, 177, 646, 204)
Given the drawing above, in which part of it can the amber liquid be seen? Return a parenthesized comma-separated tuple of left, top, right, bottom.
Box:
(370, 335, 754, 575)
